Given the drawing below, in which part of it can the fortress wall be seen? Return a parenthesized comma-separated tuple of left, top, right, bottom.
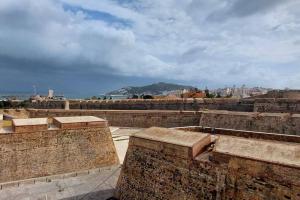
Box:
(29, 98, 254, 111)
(116, 127, 300, 200)
(0, 118, 119, 183)
(28, 109, 202, 128)
(27, 109, 300, 135)
(199, 110, 300, 135)
(253, 98, 300, 113)
(29, 98, 300, 113)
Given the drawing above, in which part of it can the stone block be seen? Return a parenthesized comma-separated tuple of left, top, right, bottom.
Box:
(213, 135, 300, 168)
(53, 116, 108, 129)
(132, 127, 211, 159)
(12, 118, 48, 133)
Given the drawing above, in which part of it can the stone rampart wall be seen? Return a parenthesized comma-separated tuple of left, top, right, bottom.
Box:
(29, 98, 300, 113)
(199, 110, 300, 135)
(27, 109, 300, 135)
(253, 98, 300, 113)
(116, 128, 300, 199)
(28, 109, 201, 128)
(0, 126, 119, 183)
(29, 98, 254, 111)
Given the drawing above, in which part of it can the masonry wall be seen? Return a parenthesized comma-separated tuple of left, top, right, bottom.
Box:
(116, 135, 300, 200)
(28, 109, 202, 128)
(29, 98, 300, 114)
(0, 127, 119, 183)
(253, 98, 300, 113)
(199, 110, 300, 135)
(27, 109, 300, 135)
(29, 98, 254, 112)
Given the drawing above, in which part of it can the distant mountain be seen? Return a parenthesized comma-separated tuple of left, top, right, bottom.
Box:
(106, 82, 194, 96)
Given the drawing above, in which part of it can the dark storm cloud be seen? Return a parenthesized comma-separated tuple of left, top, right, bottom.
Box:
(207, 0, 289, 21)
(229, 0, 284, 17)
(0, 0, 300, 94)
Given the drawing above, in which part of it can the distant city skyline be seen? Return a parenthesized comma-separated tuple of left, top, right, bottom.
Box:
(0, 0, 300, 95)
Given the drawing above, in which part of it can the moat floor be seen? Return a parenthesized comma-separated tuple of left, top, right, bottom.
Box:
(0, 165, 121, 200)
(0, 127, 139, 200)
(110, 127, 143, 164)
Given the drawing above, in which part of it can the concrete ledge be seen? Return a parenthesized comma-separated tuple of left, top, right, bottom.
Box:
(53, 116, 108, 129)
(175, 126, 300, 143)
(132, 127, 211, 159)
(12, 118, 48, 133)
(213, 136, 300, 168)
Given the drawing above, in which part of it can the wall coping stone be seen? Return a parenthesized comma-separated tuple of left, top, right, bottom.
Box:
(132, 127, 211, 158)
(214, 135, 300, 168)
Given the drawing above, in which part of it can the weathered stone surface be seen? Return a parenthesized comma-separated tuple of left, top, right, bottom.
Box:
(132, 127, 211, 159)
(199, 110, 300, 135)
(214, 135, 300, 168)
(0, 125, 119, 183)
(12, 118, 48, 133)
(28, 97, 300, 113)
(29, 98, 253, 111)
(53, 116, 108, 129)
(27, 109, 300, 135)
(28, 109, 202, 128)
(253, 98, 300, 113)
(116, 128, 300, 200)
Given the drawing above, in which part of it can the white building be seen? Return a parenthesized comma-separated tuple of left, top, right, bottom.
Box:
(48, 89, 54, 98)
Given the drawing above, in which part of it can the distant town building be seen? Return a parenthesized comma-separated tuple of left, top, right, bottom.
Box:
(48, 89, 54, 99)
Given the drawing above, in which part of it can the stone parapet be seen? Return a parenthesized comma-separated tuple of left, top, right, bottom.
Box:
(116, 127, 300, 199)
(12, 118, 48, 133)
(0, 116, 119, 183)
(53, 116, 108, 129)
(132, 127, 211, 159)
(27, 109, 300, 135)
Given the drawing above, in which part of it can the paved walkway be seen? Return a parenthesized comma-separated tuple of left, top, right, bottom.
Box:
(0, 166, 121, 200)
(0, 127, 140, 200)
(110, 127, 143, 164)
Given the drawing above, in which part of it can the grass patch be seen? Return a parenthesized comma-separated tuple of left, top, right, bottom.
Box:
(2, 120, 12, 127)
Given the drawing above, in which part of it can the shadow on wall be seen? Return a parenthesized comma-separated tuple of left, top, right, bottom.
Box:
(61, 189, 116, 200)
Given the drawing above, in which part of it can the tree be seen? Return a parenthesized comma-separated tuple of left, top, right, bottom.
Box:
(143, 95, 153, 99)
(91, 96, 97, 100)
(132, 94, 139, 99)
(205, 87, 210, 98)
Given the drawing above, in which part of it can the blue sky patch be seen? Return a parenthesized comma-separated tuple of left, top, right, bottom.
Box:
(63, 3, 133, 28)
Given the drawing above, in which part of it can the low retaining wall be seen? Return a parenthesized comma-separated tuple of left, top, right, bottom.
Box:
(0, 117, 119, 183)
(116, 127, 300, 199)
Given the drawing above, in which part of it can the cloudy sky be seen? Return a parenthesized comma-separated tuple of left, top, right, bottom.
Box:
(0, 0, 300, 96)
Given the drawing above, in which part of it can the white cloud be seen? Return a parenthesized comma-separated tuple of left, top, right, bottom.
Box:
(0, 0, 300, 89)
